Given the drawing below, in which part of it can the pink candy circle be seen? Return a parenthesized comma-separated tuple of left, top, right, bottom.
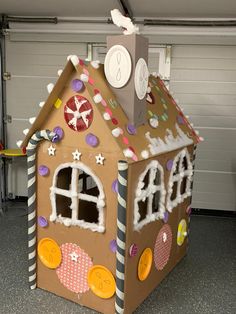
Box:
(56, 243, 93, 293)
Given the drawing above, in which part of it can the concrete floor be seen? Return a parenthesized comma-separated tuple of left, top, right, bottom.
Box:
(0, 202, 235, 314)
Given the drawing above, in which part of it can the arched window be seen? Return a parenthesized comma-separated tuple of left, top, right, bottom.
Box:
(49, 162, 105, 233)
(134, 160, 166, 231)
(166, 148, 193, 212)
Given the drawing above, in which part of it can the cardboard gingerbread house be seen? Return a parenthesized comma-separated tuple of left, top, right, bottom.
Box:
(20, 13, 200, 314)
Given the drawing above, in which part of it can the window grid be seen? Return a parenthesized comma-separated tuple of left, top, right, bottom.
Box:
(49, 162, 105, 233)
(134, 160, 166, 231)
(167, 149, 193, 212)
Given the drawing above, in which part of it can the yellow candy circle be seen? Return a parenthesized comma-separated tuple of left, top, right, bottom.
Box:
(177, 219, 187, 246)
(138, 248, 153, 281)
(38, 238, 62, 269)
(88, 265, 116, 299)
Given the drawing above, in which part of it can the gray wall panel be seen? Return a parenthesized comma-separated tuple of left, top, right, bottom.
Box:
(171, 45, 236, 211)
(5, 37, 87, 196)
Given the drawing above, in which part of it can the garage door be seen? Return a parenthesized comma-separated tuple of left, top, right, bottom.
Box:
(5, 35, 87, 196)
(170, 45, 236, 211)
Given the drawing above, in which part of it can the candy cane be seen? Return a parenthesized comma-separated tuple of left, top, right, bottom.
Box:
(27, 130, 59, 290)
(115, 161, 128, 314)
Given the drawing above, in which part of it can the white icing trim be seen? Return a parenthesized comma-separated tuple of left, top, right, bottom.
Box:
(16, 140, 23, 148)
(166, 148, 193, 212)
(133, 160, 166, 231)
(47, 83, 54, 94)
(50, 162, 105, 233)
(70, 55, 79, 66)
(145, 123, 193, 156)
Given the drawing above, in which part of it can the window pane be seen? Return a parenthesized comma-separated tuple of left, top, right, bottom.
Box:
(143, 170, 150, 189)
(78, 200, 99, 223)
(152, 191, 160, 213)
(154, 169, 161, 186)
(78, 170, 99, 196)
(182, 155, 188, 170)
(170, 181, 178, 201)
(173, 160, 180, 176)
(138, 198, 148, 222)
(57, 167, 72, 190)
(56, 194, 72, 218)
(180, 177, 187, 195)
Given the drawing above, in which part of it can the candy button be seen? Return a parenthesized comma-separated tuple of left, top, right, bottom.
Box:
(186, 206, 192, 215)
(177, 115, 185, 125)
(129, 244, 138, 257)
(166, 159, 173, 171)
(138, 248, 153, 281)
(38, 216, 48, 228)
(38, 165, 49, 176)
(177, 219, 187, 246)
(126, 124, 136, 135)
(52, 134, 60, 143)
(38, 238, 62, 269)
(88, 265, 116, 299)
(163, 212, 169, 223)
(86, 133, 99, 147)
(53, 126, 64, 140)
(111, 118, 118, 125)
(72, 79, 84, 92)
(109, 239, 117, 253)
(112, 179, 118, 193)
(149, 117, 158, 128)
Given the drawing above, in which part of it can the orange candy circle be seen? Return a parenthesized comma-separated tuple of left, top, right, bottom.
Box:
(38, 238, 62, 269)
(88, 265, 116, 299)
(138, 248, 153, 281)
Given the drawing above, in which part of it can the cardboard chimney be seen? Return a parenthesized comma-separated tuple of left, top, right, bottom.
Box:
(105, 34, 149, 126)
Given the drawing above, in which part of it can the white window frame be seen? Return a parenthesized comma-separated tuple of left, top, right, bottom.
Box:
(134, 160, 166, 231)
(166, 148, 193, 212)
(49, 162, 105, 233)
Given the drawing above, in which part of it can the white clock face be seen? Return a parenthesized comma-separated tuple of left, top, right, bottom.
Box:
(134, 58, 149, 100)
(104, 45, 132, 88)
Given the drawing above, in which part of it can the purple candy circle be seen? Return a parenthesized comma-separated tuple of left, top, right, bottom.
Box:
(163, 212, 169, 223)
(166, 159, 173, 171)
(109, 239, 117, 253)
(112, 179, 118, 193)
(177, 115, 185, 125)
(72, 79, 84, 92)
(38, 216, 48, 228)
(52, 134, 60, 143)
(53, 126, 64, 140)
(86, 133, 98, 147)
(129, 243, 138, 257)
(126, 124, 136, 135)
(186, 206, 192, 215)
(38, 165, 49, 176)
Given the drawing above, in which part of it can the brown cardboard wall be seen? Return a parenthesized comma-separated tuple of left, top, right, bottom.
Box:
(124, 145, 194, 313)
(35, 71, 123, 313)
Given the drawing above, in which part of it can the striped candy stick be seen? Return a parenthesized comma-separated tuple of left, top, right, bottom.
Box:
(27, 130, 59, 290)
(115, 161, 128, 314)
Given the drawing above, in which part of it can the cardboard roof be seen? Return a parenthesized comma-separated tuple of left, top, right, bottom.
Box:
(21, 56, 200, 163)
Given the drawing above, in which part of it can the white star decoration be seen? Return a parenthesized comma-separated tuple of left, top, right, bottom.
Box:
(95, 153, 105, 165)
(72, 149, 82, 161)
(48, 145, 56, 156)
(69, 251, 79, 262)
(162, 232, 167, 243)
(65, 96, 92, 131)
